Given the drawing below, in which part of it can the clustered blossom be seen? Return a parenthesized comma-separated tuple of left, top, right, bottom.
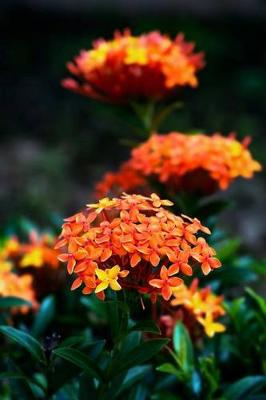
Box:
(19, 231, 59, 269)
(1, 232, 60, 270)
(62, 30, 204, 102)
(159, 279, 225, 338)
(95, 132, 261, 197)
(56, 193, 221, 301)
(95, 160, 146, 198)
(0, 260, 38, 314)
(0, 232, 60, 310)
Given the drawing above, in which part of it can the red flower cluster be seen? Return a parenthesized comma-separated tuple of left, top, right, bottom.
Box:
(95, 132, 261, 197)
(56, 193, 221, 301)
(62, 30, 204, 102)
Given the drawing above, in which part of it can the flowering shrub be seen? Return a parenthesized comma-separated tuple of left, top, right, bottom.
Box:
(0, 28, 265, 400)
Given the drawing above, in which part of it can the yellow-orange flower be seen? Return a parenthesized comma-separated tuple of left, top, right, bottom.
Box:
(62, 30, 204, 102)
(56, 193, 220, 301)
(159, 279, 225, 338)
(0, 265, 38, 314)
(19, 231, 59, 269)
(131, 133, 261, 192)
(96, 133, 261, 197)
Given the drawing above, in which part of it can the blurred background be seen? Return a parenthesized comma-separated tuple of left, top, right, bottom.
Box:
(1, 0, 266, 255)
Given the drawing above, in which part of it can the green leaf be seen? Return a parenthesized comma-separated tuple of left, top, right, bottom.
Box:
(53, 347, 104, 381)
(173, 322, 194, 374)
(216, 238, 241, 261)
(116, 365, 151, 396)
(224, 376, 266, 399)
(130, 320, 161, 334)
(59, 335, 85, 348)
(156, 363, 180, 377)
(79, 373, 97, 400)
(246, 288, 266, 316)
(0, 372, 28, 380)
(110, 338, 168, 378)
(0, 326, 45, 363)
(0, 297, 32, 309)
(32, 295, 55, 337)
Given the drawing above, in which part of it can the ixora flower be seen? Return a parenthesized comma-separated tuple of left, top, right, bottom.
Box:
(159, 279, 225, 338)
(95, 160, 147, 199)
(56, 193, 221, 301)
(0, 262, 38, 314)
(17, 231, 59, 270)
(95, 132, 262, 197)
(0, 232, 61, 299)
(62, 30, 204, 102)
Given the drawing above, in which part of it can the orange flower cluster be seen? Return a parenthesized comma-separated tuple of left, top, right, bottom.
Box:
(131, 133, 261, 191)
(95, 132, 261, 197)
(95, 161, 146, 198)
(19, 231, 60, 270)
(0, 232, 60, 308)
(1, 232, 60, 270)
(56, 193, 221, 301)
(0, 261, 38, 314)
(160, 279, 225, 338)
(62, 30, 204, 102)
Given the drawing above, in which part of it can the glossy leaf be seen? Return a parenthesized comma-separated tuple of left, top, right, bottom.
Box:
(0, 297, 32, 309)
(53, 347, 104, 381)
(110, 338, 168, 378)
(130, 320, 161, 334)
(173, 322, 194, 374)
(224, 376, 266, 399)
(0, 326, 45, 363)
(32, 295, 55, 337)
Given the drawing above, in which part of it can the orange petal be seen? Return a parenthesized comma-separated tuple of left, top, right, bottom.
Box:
(168, 277, 183, 287)
(57, 253, 69, 262)
(150, 251, 160, 267)
(209, 257, 221, 269)
(67, 257, 76, 274)
(149, 279, 163, 288)
(160, 265, 168, 280)
(71, 277, 82, 290)
(201, 262, 211, 275)
(180, 263, 193, 276)
(130, 253, 141, 267)
(162, 285, 172, 301)
(168, 263, 179, 275)
(101, 247, 112, 262)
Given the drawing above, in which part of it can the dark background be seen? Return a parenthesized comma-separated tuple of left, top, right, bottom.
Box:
(1, 1, 266, 255)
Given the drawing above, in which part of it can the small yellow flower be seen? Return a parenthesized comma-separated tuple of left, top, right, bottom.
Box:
(197, 313, 226, 337)
(87, 197, 117, 213)
(125, 46, 148, 65)
(95, 265, 122, 293)
(20, 248, 43, 268)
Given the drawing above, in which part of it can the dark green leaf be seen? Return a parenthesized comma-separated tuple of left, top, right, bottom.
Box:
(130, 320, 161, 334)
(116, 365, 151, 396)
(224, 376, 266, 399)
(0, 326, 45, 363)
(79, 373, 97, 400)
(53, 347, 104, 381)
(173, 322, 194, 374)
(246, 288, 266, 316)
(0, 297, 32, 309)
(32, 295, 55, 337)
(110, 338, 168, 378)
